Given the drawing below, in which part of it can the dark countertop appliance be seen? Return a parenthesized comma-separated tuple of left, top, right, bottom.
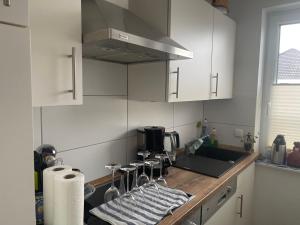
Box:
(137, 126, 180, 176)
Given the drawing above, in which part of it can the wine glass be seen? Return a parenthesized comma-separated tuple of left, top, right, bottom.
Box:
(119, 165, 137, 203)
(155, 154, 168, 187)
(130, 160, 145, 197)
(137, 151, 150, 186)
(104, 163, 121, 203)
(144, 158, 160, 194)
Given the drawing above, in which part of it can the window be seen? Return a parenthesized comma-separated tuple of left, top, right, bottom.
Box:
(277, 24, 300, 84)
(262, 8, 300, 150)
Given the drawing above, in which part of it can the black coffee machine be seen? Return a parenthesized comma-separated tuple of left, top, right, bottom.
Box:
(137, 126, 180, 176)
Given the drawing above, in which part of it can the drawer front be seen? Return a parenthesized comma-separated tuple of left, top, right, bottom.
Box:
(0, 0, 28, 27)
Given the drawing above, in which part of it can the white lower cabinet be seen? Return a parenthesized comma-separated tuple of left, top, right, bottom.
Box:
(204, 163, 255, 225)
(234, 163, 255, 225)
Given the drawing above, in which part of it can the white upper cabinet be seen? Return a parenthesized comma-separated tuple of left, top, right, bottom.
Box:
(0, 0, 28, 27)
(128, 0, 236, 102)
(210, 9, 236, 100)
(168, 0, 213, 102)
(30, 0, 83, 107)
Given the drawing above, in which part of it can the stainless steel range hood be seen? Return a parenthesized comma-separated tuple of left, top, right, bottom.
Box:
(82, 0, 193, 64)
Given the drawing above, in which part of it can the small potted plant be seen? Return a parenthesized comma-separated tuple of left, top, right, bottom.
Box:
(241, 132, 258, 152)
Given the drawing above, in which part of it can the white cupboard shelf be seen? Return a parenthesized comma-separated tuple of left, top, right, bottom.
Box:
(30, 0, 83, 107)
(128, 0, 236, 102)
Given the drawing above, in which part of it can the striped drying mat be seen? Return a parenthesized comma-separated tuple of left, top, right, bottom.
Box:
(90, 184, 191, 225)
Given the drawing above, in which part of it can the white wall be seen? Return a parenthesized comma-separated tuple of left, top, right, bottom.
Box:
(253, 164, 300, 225)
(33, 59, 203, 182)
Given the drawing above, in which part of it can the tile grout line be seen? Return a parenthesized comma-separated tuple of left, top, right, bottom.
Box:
(57, 137, 129, 154)
(57, 121, 203, 154)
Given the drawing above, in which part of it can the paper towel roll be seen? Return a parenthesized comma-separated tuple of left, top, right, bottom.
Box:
(53, 171, 84, 225)
(43, 165, 72, 225)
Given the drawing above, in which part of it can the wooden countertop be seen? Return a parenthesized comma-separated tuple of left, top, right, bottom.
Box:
(159, 152, 259, 225)
(89, 151, 259, 225)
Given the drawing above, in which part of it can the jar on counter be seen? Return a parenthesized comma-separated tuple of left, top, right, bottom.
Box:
(287, 142, 300, 168)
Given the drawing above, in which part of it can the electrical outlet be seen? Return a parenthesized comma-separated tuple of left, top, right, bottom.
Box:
(234, 128, 244, 138)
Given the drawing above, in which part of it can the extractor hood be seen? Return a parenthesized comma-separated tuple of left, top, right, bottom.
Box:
(82, 0, 193, 64)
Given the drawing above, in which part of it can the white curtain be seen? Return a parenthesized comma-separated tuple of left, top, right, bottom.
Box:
(268, 85, 300, 148)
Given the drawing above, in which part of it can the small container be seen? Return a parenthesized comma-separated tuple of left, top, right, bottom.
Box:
(287, 142, 300, 168)
(212, 0, 229, 14)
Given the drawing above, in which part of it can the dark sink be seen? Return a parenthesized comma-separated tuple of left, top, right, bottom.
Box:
(174, 147, 248, 178)
(195, 147, 247, 163)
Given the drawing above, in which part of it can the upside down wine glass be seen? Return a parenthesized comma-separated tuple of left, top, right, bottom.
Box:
(104, 163, 121, 203)
(119, 165, 137, 204)
(155, 154, 168, 187)
(144, 158, 160, 195)
(137, 151, 150, 186)
(130, 160, 145, 197)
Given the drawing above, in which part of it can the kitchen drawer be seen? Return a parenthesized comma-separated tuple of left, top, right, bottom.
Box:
(0, 0, 28, 27)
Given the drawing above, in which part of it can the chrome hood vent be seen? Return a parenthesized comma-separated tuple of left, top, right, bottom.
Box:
(82, 0, 193, 64)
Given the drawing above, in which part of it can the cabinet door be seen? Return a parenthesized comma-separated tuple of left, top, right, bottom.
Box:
(211, 9, 236, 100)
(168, 0, 213, 102)
(0, 24, 35, 225)
(30, 0, 83, 106)
(204, 193, 238, 225)
(0, 0, 28, 27)
(235, 163, 255, 225)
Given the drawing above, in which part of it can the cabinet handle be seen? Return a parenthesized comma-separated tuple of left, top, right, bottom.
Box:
(170, 67, 180, 99)
(3, 0, 11, 7)
(211, 73, 219, 97)
(237, 194, 244, 218)
(68, 47, 76, 100)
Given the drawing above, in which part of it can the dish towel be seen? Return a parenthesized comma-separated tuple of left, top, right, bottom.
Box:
(90, 184, 191, 225)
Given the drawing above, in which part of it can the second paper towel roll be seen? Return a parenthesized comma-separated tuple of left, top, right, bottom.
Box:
(43, 165, 72, 225)
(53, 171, 85, 225)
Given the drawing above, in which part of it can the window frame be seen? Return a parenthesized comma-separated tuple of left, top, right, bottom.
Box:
(260, 7, 300, 152)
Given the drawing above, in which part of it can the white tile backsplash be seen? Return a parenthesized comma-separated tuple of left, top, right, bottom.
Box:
(207, 122, 255, 147)
(175, 123, 200, 148)
(128, 100, 174, 136)
(174, 101, 203, 127)
(83, 59, 127, 96)
(33, 60, 207, 182)
(57, 139, 127, 182)
(42, 96, 127, 151)
(32, 107, 42, 149)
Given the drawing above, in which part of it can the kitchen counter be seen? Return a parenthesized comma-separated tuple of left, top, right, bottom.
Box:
(159, 151, 259, 225)
(89, 151, 259, 225)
